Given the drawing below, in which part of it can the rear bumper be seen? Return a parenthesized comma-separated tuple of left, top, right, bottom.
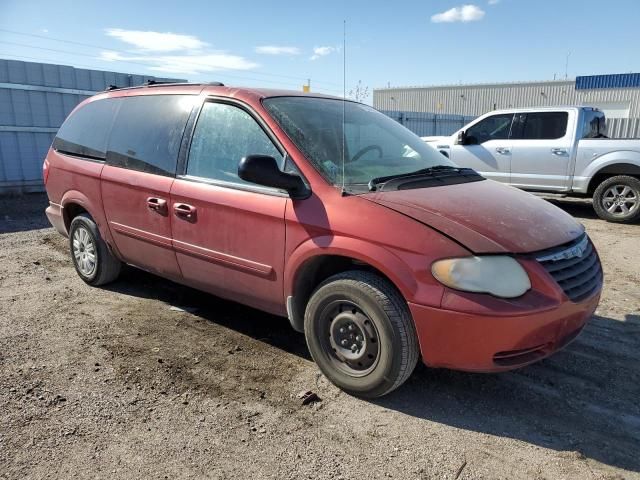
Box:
(408, 290, 600, 372)
(45, 202, 67, 237)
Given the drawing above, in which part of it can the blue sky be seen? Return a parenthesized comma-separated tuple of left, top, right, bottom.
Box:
(1, 0, 639, 101)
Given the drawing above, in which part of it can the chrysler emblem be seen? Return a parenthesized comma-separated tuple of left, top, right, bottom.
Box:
(537, 235, 589, 263)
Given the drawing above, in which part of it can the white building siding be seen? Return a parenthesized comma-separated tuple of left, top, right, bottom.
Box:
(373, 80, 640, 119)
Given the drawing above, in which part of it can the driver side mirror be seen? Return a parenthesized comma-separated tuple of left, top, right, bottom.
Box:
(456, 130, 467, 145)
(238, 155, 310, 200)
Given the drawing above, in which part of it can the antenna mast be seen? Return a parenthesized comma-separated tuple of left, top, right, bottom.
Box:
(341, 19, 346, 195)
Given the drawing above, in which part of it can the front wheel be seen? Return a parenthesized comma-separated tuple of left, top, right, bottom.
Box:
(593, 175, 640, 223)
(304, 271, 419, 398)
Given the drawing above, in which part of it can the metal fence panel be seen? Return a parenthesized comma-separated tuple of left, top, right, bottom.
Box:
(380, 110, 476, 137)
(381, 109, 640, 139)
(0, 59, 184, 193)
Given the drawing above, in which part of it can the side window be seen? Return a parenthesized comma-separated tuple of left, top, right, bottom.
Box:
(106, 95, 194, 176)
(53, 98, 120, 160)
(513, 112, 568, 140)
(466, 114, 514, 144)
(186, 102, 283, 186)
(582, 111, 607, 138)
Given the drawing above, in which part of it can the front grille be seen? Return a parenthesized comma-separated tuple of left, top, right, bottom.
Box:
(535, 234, 603, 302)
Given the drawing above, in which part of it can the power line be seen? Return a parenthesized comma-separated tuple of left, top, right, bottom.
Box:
(0, 28, 344, 88)
(0, 41, 343, 94)
(0, 51, 343, 96)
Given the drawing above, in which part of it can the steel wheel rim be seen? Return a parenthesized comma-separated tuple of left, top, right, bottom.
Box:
(72, 226, 97, 276)
(318, 300, 380, 377)
(602, 184, 639, 217)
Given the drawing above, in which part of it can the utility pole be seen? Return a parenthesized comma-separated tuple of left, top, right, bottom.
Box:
(565, 52, 571, 80)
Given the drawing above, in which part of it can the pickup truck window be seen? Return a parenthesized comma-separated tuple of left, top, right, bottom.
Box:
(465, 114, 514, 144)
(512, 112, 568, 140)
(582, 110, 607, 138)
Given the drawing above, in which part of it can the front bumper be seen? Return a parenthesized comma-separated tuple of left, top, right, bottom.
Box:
(408, 288, 600, 372)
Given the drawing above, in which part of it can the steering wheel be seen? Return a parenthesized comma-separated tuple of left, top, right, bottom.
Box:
(350, 145, 383, 163)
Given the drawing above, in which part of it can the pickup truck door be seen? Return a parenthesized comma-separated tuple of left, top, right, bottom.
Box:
(447, 113, 514, 184)
(509, 111, 575, 191)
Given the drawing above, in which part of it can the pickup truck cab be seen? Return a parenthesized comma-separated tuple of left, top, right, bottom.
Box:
(423, 106, 640, 223)
(43, 85, 602, 397)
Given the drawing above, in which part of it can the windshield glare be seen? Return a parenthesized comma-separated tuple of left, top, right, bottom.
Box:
(263, 97, 456, 186)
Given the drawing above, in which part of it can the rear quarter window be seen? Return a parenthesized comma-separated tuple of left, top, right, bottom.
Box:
(513, 112, 568, 140)
(53, 98, 120, 160)
(106, 95, 195, 176)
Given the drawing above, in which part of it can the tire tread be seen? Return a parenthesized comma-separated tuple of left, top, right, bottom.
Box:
(308, 270, 419, 397)
(592, 175, 640, 223)
(70, 213, 121, 286)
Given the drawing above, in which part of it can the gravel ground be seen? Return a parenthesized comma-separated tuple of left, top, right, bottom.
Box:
(0, 194, 638, 480)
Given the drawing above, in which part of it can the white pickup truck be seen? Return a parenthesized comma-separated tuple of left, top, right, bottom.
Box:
(423, 106, 640, 223)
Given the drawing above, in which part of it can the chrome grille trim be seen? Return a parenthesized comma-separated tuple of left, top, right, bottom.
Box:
(535, 234, 603, 303)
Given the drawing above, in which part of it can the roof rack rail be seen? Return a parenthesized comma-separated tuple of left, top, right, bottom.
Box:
(145, 79, 176, 86)
(103, 81, 226, 93)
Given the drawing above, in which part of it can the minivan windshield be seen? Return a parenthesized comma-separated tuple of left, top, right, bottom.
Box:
(263, 97, 458, 189)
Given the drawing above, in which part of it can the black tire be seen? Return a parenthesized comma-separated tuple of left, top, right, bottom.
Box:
(304, 271, 419, 398)
(69, 213, 121, 286)
(592, 175, 640, 223)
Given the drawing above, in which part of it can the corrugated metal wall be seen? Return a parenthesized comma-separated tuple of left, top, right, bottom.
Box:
(373, 79, 640, 118)
(576, 73, 640, 90)
(606, 117, 640, 138)
(0, 59, 184, 193)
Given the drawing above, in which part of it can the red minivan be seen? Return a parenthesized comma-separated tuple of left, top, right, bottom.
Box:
(43, 83, 602, 397)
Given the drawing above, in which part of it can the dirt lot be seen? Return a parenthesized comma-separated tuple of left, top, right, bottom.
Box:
(0, 194, 638, 480)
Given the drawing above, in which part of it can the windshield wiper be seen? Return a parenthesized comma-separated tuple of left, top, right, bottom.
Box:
(368, 165, 473, 191)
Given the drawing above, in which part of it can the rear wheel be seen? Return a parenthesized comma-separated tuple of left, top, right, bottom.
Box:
(593, 175, 640, 223)
(304, 271, 419, 398)
(69, 213, 121, 285)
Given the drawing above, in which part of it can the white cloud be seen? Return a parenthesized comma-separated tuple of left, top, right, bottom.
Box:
(488, 0, 500, 4)
(431, 4, 485, 23)
(101, 28, 258, 75)
(255, 45, 301, 55)
(310, 46, 335, 60)
(99, 51, 258, 75)
(105, 28, 208, 52)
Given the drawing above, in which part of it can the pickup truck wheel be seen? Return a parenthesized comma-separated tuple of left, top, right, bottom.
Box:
(69, 213, 121, 286)
(304, 271, 419, 398)
(593, 175, 640, 223)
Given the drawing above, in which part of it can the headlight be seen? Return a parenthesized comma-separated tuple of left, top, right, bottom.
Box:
(431, 256, 531, 298)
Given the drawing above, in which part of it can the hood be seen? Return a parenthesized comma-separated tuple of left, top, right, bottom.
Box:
(421, 136, 448, 143)
(365, 179, 584, 254)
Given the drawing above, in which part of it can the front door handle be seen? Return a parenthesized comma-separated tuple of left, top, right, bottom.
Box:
(174, 203, 197, 221)
(146, 197, 167, 215)
(551, 148, 568, 156)
(495, 147, 511, 155)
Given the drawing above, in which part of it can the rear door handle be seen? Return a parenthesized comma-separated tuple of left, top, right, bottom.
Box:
(551, 148, 568, 155)
(495, 147, 511, 155)
(173, 203, 197, 221)
(146, 197, 167, 215)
